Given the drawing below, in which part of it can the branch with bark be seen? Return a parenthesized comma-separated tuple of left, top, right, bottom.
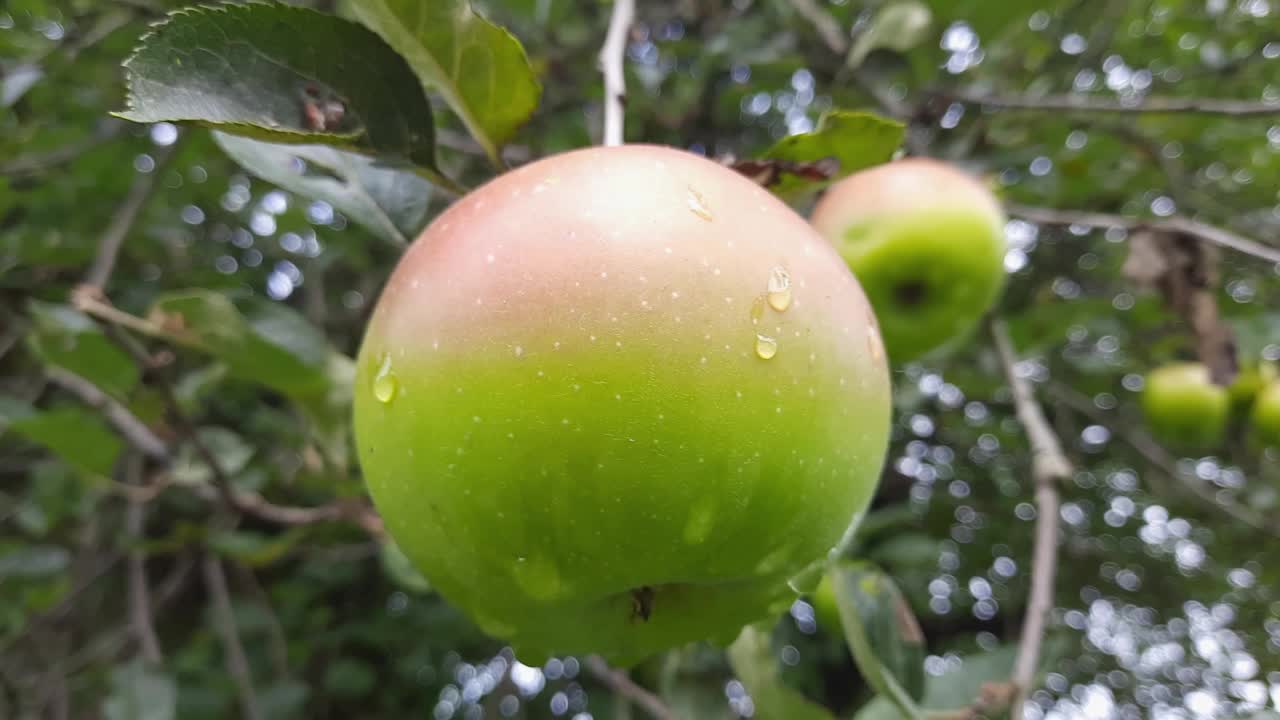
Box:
(991, 319, 1072, 718)
(83, 144, 176, 292)
(45, 315, 384, 538)
(1008, 204, 1280, 265)
(584, 655, 678, 720)
(942, 89, 1280, 117)
(202, 555, 262, 720)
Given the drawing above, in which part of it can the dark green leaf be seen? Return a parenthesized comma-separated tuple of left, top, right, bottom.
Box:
(147, 290, 335, 398)
(324, 657, 378, 698)
(213, 132, 430, 247)
(117, 3, 437, 171)
(762, 111, 904, 196)
(172, 427, 254, 486)
(26, 300, 138, 399)
(1, 401, 122, 477)
(831, 560, 927, 715)
(847, 1, 934, 69)
(380, 540, 432, 594)
(208, 527, 309, 567)
(844, 562, 926, 700)
(727, 624, 837, 720)
(346, 0, 541, 164)
(103, 659, 177, 720)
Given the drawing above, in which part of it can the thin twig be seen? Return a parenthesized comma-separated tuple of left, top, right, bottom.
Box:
(45, 367, 169, 461)
(83, 145, 176, 291)
(598, 0, 635, 146)
(944, 90, 1280, 117)
(991, 320, 1071, 718)
(202, 555, 262, 720)
(48, 317, 385, 537)
(584, 655, 678, 720)
(124, 453, 162, 664)
(1008, 204, 1280, 265)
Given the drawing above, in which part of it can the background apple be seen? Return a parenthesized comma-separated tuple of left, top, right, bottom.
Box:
(353, 145, 892, 665)
(1229, 361, 1277, 415)
(808, 158, 1008, 364)
(1250, 381, 1280, 449)
(1141, 363, 1230, 451)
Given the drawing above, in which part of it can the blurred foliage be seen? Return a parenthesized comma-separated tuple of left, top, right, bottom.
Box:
(2, 0, 1280, 718)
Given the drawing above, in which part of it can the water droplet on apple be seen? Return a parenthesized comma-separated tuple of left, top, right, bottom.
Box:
(687, 187, 713, 221)
(372, 353, 398, 403)
(767, 266, 792, 311)
(755, 333, 778, 360)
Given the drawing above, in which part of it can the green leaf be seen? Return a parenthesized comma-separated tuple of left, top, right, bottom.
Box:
(846, 1, 934, 70)
(1, 401, 122, 477)
(26, 300, 138, 399)
(346, 0, 541, 165)
(208, 527, 309, 567)
(172, 427, 254, 486)
(213, 132, 430, 247)
(831, 561, 927, 702)
(324, 657, 378, 698)
(0, 545, 71, 579)
(830, 560, 926, 719)
(380, 540, 432, 594)
(762, 111, 904, 196)
(147, 290, 335, 398)
(117, 2, 437, 172)
(727, 624, 837, 720)
(103, 659, 177, 720)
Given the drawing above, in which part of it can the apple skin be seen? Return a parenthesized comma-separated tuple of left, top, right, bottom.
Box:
(1251, 381, 1280, 449)
(353, 145, 892, 665)
(1141, 363, 1230, 451)
(809, 158, 1007, 363)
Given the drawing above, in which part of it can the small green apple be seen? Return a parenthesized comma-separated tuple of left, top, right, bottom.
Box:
(1141, 362, 1230, 451)
(1250, 381, 1280, 449)
(809, 158, 1008, 363)
(1229, 362, 1277, 415)
(354, 145, 892, 665)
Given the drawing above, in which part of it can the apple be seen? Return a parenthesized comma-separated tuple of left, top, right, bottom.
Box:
(1250, 381, 1280, 449)
(1229, 362, 1277, 415)
(808, 158, 1007, 363)
(1141, 362, 1230, 451)
(353, 145, 892, 665)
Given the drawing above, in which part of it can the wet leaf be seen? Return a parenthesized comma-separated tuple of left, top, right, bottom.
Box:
(118, 3, 437, 171)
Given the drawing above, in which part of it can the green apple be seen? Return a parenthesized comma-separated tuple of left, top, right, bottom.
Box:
(808, 158, 1007, 363)
(1251, 381, 1280, 449)
(1229, 361, 1277, 415)
(354, 145, 892, 665)
(1141, 363, 1230, 451)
